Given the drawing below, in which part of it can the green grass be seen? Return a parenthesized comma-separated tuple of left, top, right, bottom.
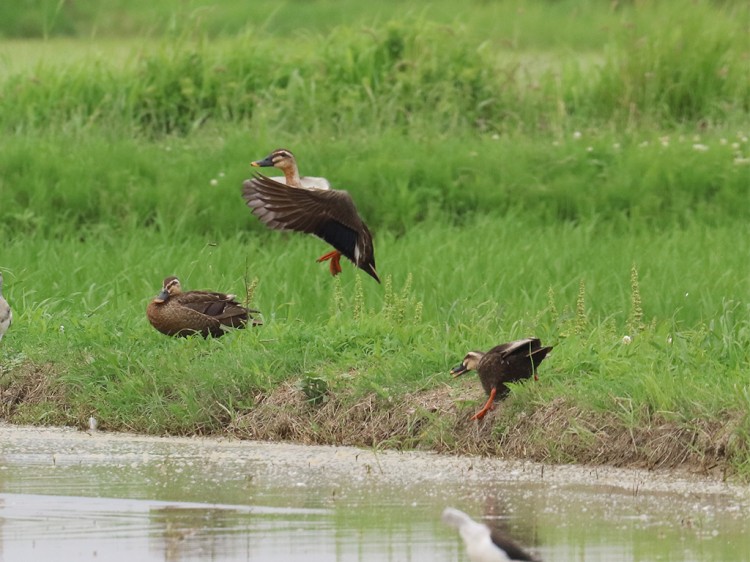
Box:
(0, 0, 706, 50)
(2, 4, 749, 134)
(2, 129, 748, 239)
(2, 214, 749, 456)
(1, 0, 750, 474)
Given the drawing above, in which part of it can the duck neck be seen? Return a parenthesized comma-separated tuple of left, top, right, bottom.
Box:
(282, 163, 302, 187)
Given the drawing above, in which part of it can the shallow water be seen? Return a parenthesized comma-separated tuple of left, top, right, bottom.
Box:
(0, 424, 748, 561)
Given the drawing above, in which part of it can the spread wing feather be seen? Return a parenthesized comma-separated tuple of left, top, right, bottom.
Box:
(242, 173, 379, 282)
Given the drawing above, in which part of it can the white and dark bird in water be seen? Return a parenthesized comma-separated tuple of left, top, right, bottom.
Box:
(442, 507, 541, 562)
(242, 149, 380, 283)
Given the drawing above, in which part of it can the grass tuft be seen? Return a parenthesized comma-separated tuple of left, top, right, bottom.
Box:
(574, 279, 588, 336)
(627, 264, 645, 335)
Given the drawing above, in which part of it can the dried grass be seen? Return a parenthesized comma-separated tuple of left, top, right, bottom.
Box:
(229, 382, 457, 449)
(227, 385, 743, 474)
(0, 361, 63, 415)
(0, 361, 742, 475)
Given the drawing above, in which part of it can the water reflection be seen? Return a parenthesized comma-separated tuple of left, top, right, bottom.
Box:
(0, 424, 748, 561)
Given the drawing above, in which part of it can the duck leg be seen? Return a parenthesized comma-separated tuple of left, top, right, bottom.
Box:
(316, 250, 343, 276)
(471, 388, 497, 421)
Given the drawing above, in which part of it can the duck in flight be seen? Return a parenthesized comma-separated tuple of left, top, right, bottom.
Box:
(242, 149, 380, 283)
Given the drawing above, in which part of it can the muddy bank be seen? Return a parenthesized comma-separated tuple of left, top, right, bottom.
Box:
(1, 364, 744, 478)
(226, 382, 741, 476)
(1, 422, 747, 499)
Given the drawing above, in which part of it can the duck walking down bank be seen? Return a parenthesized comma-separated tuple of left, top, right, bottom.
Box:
(442, 507, 541, 562)
(0, 271, 11, 342)
(147, 276, 262, 338)
(242, 149, 380, 283)
(451, 338, 552, 421)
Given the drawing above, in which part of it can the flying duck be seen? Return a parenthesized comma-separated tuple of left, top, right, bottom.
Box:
(146, 276, 262, 338)
(450, 338, 552, 420)
(242, 149, 380, 283)
(0, 271, 11, 342)
(442, 507, 541, 562)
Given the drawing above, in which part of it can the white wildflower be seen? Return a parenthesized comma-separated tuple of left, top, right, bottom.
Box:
(622, 335, 632, 345)
(731, 142, 740, 150)
(573, 131, 582, 140)
(586, 146, 593, 152)
(734, 157, 750, 166)
(613, 142, 621, 150)
(59, 325, 65, 333)
(210, 178, 219, 186)
(720, 138, 728, 145)
(218, 171, 225, 178)
(667, 336, 673, 345)
(692, 144, 709, 152)
(491, 133, 500, 140)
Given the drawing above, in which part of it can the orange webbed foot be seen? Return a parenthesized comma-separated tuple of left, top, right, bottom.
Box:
(470, 388, 497, 421)
(316, 250, 343, 276)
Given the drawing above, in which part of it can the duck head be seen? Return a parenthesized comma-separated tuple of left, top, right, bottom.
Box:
(450, 351, 484, 377)
(251, 148, 296, 171)
(153, 276, 182, 304)
(251, 148, 302, 187)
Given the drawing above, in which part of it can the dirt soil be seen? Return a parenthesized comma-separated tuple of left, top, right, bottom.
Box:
(1, 421, 747, 499)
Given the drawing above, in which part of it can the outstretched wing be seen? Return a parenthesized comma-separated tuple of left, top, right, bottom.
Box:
(242, 173, 379, 282)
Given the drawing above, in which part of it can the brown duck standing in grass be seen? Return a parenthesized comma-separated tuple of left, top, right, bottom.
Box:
(242, 148, 380, 283)
(450, 338, 552, 421)
(146, 276, 262, 338)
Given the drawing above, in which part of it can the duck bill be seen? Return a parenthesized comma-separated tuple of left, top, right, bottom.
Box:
(450, 364, 469, 377)
(153, 288, 170, 304)
(251, 155, 275, 168)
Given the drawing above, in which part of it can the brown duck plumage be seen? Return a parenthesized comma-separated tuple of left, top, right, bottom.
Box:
(450, 338, 552, 420)
(146, 276, 262, 338)
(242, 149, 380, 283)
